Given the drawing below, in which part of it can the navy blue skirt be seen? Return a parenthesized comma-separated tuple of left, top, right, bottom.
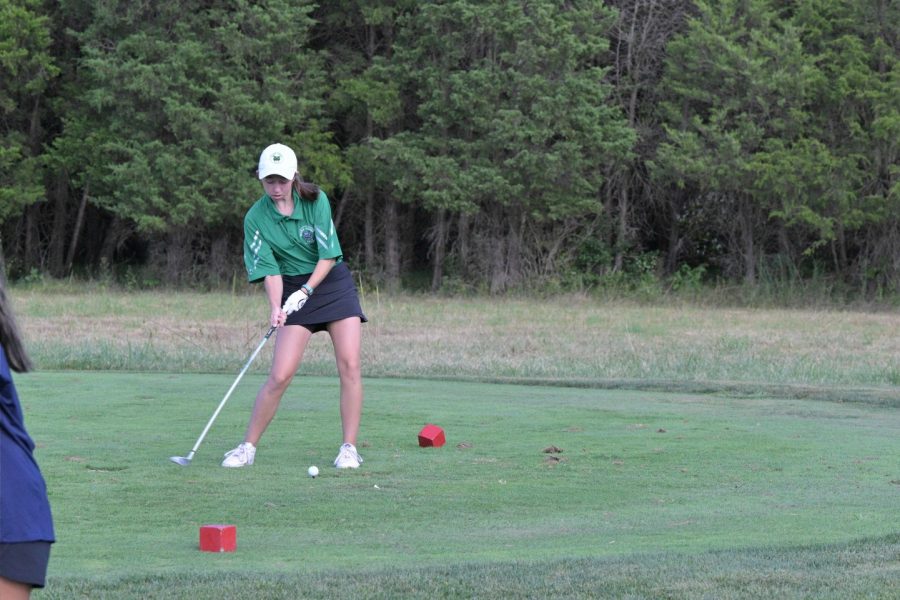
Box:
(282, 262, 367, 333)
(0, 541, 52, 588)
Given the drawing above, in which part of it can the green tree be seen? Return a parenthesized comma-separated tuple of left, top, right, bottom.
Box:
(654, 0, 820, 283)
(785, 0, 900, 293)
(604, 0, 694, 276)
(50, 0, 342, 283)
(388, 0, 634, 292)
(315, 1, 414, 290)
(0, 0, 58, 275)
(654, 0, 899, 291)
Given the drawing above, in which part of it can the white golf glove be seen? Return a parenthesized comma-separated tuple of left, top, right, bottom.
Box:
(283, 289, 309, 316)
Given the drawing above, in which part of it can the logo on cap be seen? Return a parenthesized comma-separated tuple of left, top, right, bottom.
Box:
(272, 152, 282, 162)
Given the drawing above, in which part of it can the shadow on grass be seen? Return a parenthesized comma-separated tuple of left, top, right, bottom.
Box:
(406, 374, 900, 409)
(45, 533, 900, 599)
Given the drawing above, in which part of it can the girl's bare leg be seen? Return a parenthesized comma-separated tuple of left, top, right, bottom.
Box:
(244, 325, 311, 444)
(327, 317, 363, 445)
(0, 576, 31, 600)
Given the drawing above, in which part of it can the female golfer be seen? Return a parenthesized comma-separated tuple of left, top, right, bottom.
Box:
(0, 286, 55, 599)
(222, 143, 366, 469)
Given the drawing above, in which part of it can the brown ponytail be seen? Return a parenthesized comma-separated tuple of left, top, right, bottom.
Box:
(0, 286, 33, 373)
(293, 174, 320, 201)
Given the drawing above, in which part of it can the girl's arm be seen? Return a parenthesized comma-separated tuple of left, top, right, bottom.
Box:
(263, 274, 285, 327)
(303, 258, 337, 293)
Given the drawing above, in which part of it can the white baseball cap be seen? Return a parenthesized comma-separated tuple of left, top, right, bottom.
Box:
(257, 143, 298, 180)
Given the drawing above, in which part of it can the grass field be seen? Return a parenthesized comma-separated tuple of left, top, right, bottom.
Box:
(14, 285, 900, 393)
(9, 286, 900, 598)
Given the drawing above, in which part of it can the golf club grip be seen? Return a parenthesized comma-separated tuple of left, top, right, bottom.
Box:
(187, 326, 276, 454)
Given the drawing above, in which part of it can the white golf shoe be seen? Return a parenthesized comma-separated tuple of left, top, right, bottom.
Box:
(333, 443, 363, 469)
(222, 442, 256, 467)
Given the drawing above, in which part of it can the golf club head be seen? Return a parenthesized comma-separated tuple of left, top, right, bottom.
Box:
(169, 455, 192, 466)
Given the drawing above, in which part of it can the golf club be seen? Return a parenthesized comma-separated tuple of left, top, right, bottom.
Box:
(169, 325, 276, 466)
(169, 290, 308, 466)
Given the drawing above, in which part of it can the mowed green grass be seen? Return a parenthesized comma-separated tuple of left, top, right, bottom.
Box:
(20, 371, 900, 599)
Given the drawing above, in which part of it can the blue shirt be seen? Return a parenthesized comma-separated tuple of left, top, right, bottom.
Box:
(0, 347, 54, 543)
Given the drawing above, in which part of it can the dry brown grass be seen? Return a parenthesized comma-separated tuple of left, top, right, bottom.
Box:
(11, 286, 900, 397)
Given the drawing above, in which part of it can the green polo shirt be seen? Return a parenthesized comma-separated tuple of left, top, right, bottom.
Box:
(244, 189, 343, 283)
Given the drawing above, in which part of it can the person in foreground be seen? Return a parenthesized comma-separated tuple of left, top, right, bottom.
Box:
(222, 143, 367, 469)
(0, 286, 55, 599)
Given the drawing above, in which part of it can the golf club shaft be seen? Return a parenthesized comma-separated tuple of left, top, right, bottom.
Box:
(184, 326, 276, 459)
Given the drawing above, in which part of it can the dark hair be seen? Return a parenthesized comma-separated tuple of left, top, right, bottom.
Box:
(293, 174, 320, 202)
(0, 286, 33, 373)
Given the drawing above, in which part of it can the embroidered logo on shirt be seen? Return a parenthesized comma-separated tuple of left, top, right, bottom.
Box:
(299, 225, 315, 245)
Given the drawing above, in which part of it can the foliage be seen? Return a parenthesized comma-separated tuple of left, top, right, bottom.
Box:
(652, 0, 899, 290)
(383, 1, 634, 291)
(0, 0, 58, 224)
(0, 0, 898, 297)
(53, 0, 341, 233)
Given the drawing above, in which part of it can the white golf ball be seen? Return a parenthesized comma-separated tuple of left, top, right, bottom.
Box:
(307, 466, 319, 478)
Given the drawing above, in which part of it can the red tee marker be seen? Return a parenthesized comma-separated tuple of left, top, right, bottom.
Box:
(418, 424, 446, 447)
(199, 524, 237, 552)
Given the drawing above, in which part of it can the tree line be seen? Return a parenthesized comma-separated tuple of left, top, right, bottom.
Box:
(1, 0, 897, 295)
